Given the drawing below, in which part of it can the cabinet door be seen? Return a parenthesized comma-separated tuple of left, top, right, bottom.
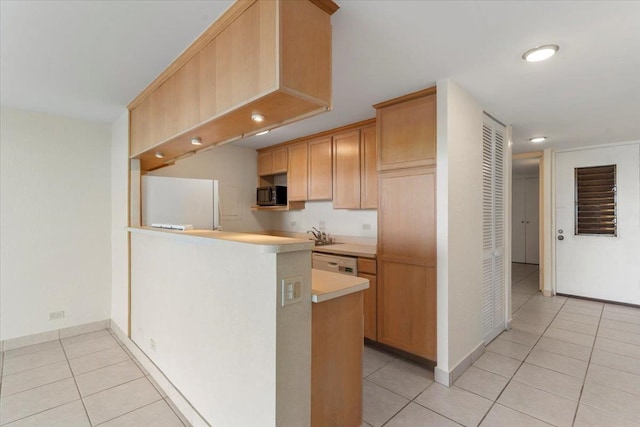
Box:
(378, 168, 436, 265)
(377, 262, 436, 360)
(377, 93, 436, 171)
(333, 130, 361, 209)
(130, 99, 152, 156)
(272, 147, 288, 174)
(288, 142, 308, 201)
(257, 151, 273, 177)
(378, 167, 436, 360)
(308, 137, 332, 200)
(360, 125, 377, 209)
(359, 272, 377, 341)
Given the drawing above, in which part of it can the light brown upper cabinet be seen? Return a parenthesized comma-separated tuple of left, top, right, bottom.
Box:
(374, 87, 436, 171)
(360, 124, 378, 209)
(258, 147, 288, 177)
(308, 137, 333, 200)
(332, 124, 378, 209)
(332, 130, 361, 209)
(288, 142, 309, 202)
(129, 0, 338, 171)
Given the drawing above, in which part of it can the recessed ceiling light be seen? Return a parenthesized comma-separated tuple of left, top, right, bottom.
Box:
(529, 136, 547, 143)
(256, 130, 270, 136)
(154, 152, 164, 159)
(522, 44, 559, 62)
(251, 114, 265, 123)
(191, 137, 202, 146)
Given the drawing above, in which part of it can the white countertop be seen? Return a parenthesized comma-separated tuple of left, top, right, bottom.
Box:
(311, 269, 369, 303)
(312, 243, 376, 258)
(128, 227, 314, 253)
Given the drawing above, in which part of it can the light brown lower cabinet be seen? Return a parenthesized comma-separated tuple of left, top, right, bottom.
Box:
(311, 292, 363, 427)
(377, 262, 436, 360)
(358, 257, 377, 341)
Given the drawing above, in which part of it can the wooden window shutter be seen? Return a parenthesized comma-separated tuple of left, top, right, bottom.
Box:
(575, 165, 617, 236)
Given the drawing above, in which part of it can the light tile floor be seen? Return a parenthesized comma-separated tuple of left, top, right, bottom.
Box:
(2, 265, 639, 426)
(362, 263, 640, 427)
(0, 329, 189, 426)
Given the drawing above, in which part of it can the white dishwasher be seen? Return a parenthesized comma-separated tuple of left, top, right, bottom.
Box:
(312, 252, 358, 276)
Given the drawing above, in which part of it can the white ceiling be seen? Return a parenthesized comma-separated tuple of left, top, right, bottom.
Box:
(2, 1, 639, 154)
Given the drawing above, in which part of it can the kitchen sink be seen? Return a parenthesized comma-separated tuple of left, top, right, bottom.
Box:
(314, 241, 343, 246)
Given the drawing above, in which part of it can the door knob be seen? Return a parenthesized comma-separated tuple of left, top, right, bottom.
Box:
(558, 235, 564, 241)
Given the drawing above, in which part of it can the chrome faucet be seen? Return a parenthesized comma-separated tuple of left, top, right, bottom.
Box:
(307, 227, 333, 245)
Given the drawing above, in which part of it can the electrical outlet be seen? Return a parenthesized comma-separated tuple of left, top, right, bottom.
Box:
(49, 311, 65, 320)
(281, 276, 303, 306)
(362, 223, 371, 230)
(319, 221, 326, 230)
(138, 328, 144, 339)
(290, 221, 297, 227)
(150, 339, 156, 351)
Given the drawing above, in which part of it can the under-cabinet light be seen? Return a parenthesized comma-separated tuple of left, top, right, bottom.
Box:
(256, 130, 270, 136)
(522, 44, 559, 62)
(251, 114, 265, 123)
(191, 137, 202, 146)
(154, 152, 164, 159)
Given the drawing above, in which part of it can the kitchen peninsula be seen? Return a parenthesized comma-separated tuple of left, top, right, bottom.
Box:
(128, 227, 367, 427)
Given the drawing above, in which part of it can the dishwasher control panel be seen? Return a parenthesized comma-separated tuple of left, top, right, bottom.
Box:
(312, 253, 358, 276)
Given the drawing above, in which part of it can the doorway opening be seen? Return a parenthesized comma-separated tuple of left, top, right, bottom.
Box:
(512, 156, 541, 314)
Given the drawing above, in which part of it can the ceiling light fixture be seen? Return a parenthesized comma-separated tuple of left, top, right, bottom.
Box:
(256, 130, 270, 136)
(251, 113, 265, 123)
(522, 44, 559, 62)
(529, 136, 547, 143)
(191, 137, 202, 146)
(154, 152, 164, 159)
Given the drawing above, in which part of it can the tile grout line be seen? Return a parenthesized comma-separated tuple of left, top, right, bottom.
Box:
(59, 338, 94, 426)
(570, 304, 604, 426)
(91, 396, 164, 427)
(106, 329, 196, 427)
(476, 283, 570, 426)
(164, 397, 191, 427)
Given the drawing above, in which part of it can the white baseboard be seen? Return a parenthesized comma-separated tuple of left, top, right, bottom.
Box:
(1, 319, 109, 352)
(434, 341, 485, 387)
(109, 322, 210, 427)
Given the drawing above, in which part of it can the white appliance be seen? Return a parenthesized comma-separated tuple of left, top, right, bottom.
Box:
(141, 176, 220, 230)
(312, 253, 358, 276)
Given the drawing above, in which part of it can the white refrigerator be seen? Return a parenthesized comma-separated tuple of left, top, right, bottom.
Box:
(141, 176, 220, 230)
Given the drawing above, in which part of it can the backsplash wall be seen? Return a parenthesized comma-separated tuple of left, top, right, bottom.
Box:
(271, 201, 377, 239)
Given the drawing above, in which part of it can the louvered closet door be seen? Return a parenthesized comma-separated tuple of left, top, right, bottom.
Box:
(482, 116, 507, 344)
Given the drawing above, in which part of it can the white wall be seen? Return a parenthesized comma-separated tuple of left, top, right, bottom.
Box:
(147, 144, 273, 232)
(130, 230, 311, 426)
(435, 80, 485, 384)
(110, 111, 130, 333)
(0, 108, 112, 340)
(271, 201, 377, 239)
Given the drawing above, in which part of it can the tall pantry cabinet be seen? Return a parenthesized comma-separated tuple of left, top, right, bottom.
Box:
(373, 88, 437, 361)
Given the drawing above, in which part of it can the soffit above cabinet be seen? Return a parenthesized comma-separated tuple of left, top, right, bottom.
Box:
(129, 0, 339, 171)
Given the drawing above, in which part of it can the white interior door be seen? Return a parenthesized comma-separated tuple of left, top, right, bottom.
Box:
(525, 178, 539, 264)
(512, 178, 526, 263)
(555, 144, 640, 304)
(482, 116, 507, 344)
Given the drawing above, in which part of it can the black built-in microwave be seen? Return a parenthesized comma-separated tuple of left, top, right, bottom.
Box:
(257, 186, 287, 206)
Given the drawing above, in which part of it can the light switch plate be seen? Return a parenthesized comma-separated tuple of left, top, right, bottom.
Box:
(282, 276, 303, 306)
